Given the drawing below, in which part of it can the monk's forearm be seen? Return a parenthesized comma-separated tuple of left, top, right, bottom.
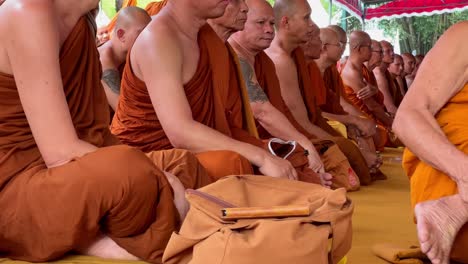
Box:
(101, 81, 119, 111)
(169, 121, 268, 167)
(298, 120, 332, 139)
(321, 112, 358, 127)
(340, 97, 364, 117)
(394, 108, 468, 180)
(45, 140, 98, 168)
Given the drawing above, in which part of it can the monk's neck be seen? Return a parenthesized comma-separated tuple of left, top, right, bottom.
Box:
(208, 22, 234, 42)
(164, 3, 206, 41)
(228, 38, 257, 66)
(108, 41, 127, 66)
(315, 56, 333, 77)
(271, 32, 298, 55)
(349, 54, 365, 68)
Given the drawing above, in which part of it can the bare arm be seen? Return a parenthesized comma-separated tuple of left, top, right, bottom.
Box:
(394, 22, 468, 188)
(134, 25, 297, 179)
(342, 67, 393, 127)
(7, 3, 97, 168)
(273, 59, 331, 139)
(239, 59, 324, 172)
(374, 68, 398, 114)
(99, 48, 121, 111)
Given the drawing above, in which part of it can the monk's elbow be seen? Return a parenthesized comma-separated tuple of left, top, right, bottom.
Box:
(392, 109, 406, 137)
(251, 102, 268, 122)
(165, 126, 191, 149)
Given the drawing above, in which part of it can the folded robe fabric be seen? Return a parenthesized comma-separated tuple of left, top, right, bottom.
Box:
(0, 15, 210, 264)
(294, 50, 370, 186)
(371, 244, 427, 264)
(322, 65, 348, 115)
(403, 83, 468, 263)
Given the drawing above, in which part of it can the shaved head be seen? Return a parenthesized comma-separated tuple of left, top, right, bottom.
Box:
(401, 53, 416, 75)
(115, 6, 151, 32)
(380, 40, 394, 64)
(272, 0, 313, 45)
(230, 0, 275, 53)
(348, 31, 371, 62)
(327, 25, 347, 56)
(368, 39, 383, 69)
(319, 28, 342, 62)
(301, 22, 321, 60)
(273, 0, 297, 26)
(328, 25, 347, 43)
(349, 30, 371, 50)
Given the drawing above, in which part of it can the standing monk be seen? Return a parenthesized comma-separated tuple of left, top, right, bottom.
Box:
(0, 0, 211, 263)
(99, 6, 151, 112)
(265, 0, 370, 185)
(394, 22, 468, 264)
(374, 40, 398, 114)
(401, 52, 416, 90)
(387, 54, 405, 104)
(110, 0, 302, 181)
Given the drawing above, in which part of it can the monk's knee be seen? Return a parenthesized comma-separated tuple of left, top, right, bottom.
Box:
(195, 150, 253, 181)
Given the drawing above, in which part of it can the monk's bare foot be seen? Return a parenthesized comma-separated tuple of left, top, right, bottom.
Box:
(414, 195, 468, 264)
(77, 235, 139, 260)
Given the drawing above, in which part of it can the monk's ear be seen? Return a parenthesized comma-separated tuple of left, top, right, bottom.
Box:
(280, 16, 289, 29)
(116, 29, 126, 42)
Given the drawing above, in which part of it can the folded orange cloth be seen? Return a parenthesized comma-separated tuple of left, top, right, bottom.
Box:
(371, 243, 427, 264)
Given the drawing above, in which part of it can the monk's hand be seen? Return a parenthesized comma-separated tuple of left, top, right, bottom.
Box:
(259, 155, 298, 181)
(318, 173, 333, 189)
(163, 172, 190, 221)
(357, 81, 378, 100)
(354, 117, 377, 137)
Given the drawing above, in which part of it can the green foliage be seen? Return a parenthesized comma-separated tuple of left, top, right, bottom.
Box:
(101, 0, 155, 18)
(378, 10, 468, 54)
(267, 0, 275, 5)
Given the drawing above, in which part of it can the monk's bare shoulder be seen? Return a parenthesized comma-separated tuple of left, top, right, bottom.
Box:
(130, 14, 184, 79)
(0, 0, 57, 74)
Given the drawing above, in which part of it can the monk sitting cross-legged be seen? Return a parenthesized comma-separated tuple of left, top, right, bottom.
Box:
(401, 52, 415, 91)
(373, 40, 400, 114)
(110, 0, 325, 183)
(394, 22, 468, 264)
(388, 54, 406, 104)
(0, 0, 212, 263)
(312, 28, 384, 182)
(264, 0, 366, 188)
(341, 33, 401, 151)
(98, 6, 151, 112)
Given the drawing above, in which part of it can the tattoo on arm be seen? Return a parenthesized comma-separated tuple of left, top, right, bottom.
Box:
(239, 58, 269, 103)
(102, 69, 122, 94)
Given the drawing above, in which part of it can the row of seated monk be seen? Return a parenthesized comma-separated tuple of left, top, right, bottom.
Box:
(0, 0, 466, 263)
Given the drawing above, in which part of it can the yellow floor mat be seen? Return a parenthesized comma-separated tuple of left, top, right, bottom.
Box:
(0, 148, 418, 264)
(347, 148, 419, 263)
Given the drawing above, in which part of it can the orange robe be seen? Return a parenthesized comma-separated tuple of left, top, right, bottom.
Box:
(295, 51, 370, 185)
(111, 25, 253, 180)
(386, 69, 404, 107)
(341, 65, 389, 151)
(403, 83, 468, 263)
(145, 0, 168, 15)
(0, 15, 210, 263)
(321, 65, 348, 115)
(107, 0, 139, 33)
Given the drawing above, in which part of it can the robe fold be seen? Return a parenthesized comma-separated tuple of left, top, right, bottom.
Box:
(321, 65, 348, 115)
(203, 26, 321, 184)
(110, 24, 253, 179)
(402, 83, 468, 263)
(341, 65, 389, 151)
(0, 15, 209, 264)
(385, 69, 404, 107)
(294, 49, 370, 185)
(145, 0, 168, 15)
